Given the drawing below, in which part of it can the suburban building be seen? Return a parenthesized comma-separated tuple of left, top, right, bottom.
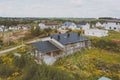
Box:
(31, 32, 91, 64)
(104, 21, 120, 31)
(95, 21, 120, 31)
(38, 22, 59, 29)
(77, 22, 90, 30)
(8, 24, 31, 31)
(84, 29, 108, 37)
(96, 22, 106, 28)
(61, 22, 77, 30)
(0, 25, 8, 32)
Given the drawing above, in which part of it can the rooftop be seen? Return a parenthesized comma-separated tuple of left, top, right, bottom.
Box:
(77, 22, 87, 25)
(63, 22, 75, 26)
(31, 41, 60, 53)
(51, 32, 89, 45)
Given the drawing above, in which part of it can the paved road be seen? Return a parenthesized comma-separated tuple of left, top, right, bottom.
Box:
(0, 45, 25, 54)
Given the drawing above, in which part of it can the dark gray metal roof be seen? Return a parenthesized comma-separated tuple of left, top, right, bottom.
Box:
(51, 32, 89, 45)
(31, 41, 60, 53)
(77, 22, 87, 28)
(77, 22, 87, 25)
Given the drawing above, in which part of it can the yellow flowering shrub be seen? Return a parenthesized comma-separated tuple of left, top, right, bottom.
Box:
(2, 57, 13, 64)
(12, 72, 19, 77)
(7, 77, 12, 80)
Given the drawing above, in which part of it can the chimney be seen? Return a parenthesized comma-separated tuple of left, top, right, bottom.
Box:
(58, 35, 60, 40)
(78, 32, 80, 36)
(67, 33, 70, 37)
(50, 36, 52, 39)
(48, 33, 50, 36)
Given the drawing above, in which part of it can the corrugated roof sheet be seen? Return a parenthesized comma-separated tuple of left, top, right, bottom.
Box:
(31, 41, 60, 53)
(51, 32, 88, 45)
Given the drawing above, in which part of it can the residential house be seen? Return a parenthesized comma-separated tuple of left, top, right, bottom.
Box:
(8, 26, 18, 30)
(31, 32, 91, 64)
(0, 25, 3, 32)
(96, 22, 106, 28)
(104, 21, 120, 31)
(38, 23, 46, 29)
(84, 29, 108, 37)
(96, 20, 120, 31)
(17, 24, 31, 30)
(61, 22, 77, 30)
(77, 22, 90, 30)
(38, 22, 59, 29)
(8, 24, 31, 31)
(0, 25, 7, 32)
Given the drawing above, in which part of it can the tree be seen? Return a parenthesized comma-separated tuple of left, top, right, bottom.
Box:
(13, 54, 35, 69)
(22, 64, 75, 80)
(0, 39, 3, 48)
(30, 26, 41, 36)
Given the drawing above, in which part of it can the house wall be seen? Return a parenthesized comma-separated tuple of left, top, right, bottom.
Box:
(76, 23, 90, 30)
(64, 41, 89, 55)
(81, 23, 90, 30)
(96, 22, 105, 27)
(62, 22, 77, 30)
(38, 23, 46, 29)
(105, 22, 120, 31)
(39, 23, 58, 29)
(84, 29, 108, 37)
(46, 25, 58, 29)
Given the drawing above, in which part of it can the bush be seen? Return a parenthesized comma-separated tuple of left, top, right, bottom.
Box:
(91, 38, 120, 52)
(13, 54, 35, 69)
(22, 64, 75, 80)
(0, 64, 15, 78)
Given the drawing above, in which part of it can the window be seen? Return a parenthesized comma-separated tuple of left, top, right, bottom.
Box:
(114, 27, 116, 30)
(109, 27, 111, 30)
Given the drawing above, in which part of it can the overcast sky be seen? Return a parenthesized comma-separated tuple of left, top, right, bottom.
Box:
(0, 0, 120, 18)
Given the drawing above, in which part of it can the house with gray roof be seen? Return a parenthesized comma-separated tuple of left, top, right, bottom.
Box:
(62, 22, 77, 30)
(38, 22, 59, 29)
(31, 32, 91, 64)
(77, 22, 90, 30)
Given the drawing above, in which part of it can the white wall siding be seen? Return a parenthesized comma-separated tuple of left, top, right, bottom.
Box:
(84, 29, 108, 37)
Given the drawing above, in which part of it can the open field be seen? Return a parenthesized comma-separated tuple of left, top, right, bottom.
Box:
(54, 48, 120, 80)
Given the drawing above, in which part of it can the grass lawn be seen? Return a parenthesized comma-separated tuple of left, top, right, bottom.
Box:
(54, 48, 120, 80)
(105, 30, 120, 40)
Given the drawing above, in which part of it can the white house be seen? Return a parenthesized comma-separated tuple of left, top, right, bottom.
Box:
(8, 26, 18, 30)
(0, 25, 8, 32)
(62, 22, 77, 30)
(95, 20, 120, 31)
(77, 22, 90, 30)
(38, 22, 59, 29)
(84, 29, 108, 37)
(0, 27, 3, 32)
(8, 24, 31, 31)
(104, 22, 120, 31)
(96, 22, 106, 28)
(38, 23, 46, 29)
